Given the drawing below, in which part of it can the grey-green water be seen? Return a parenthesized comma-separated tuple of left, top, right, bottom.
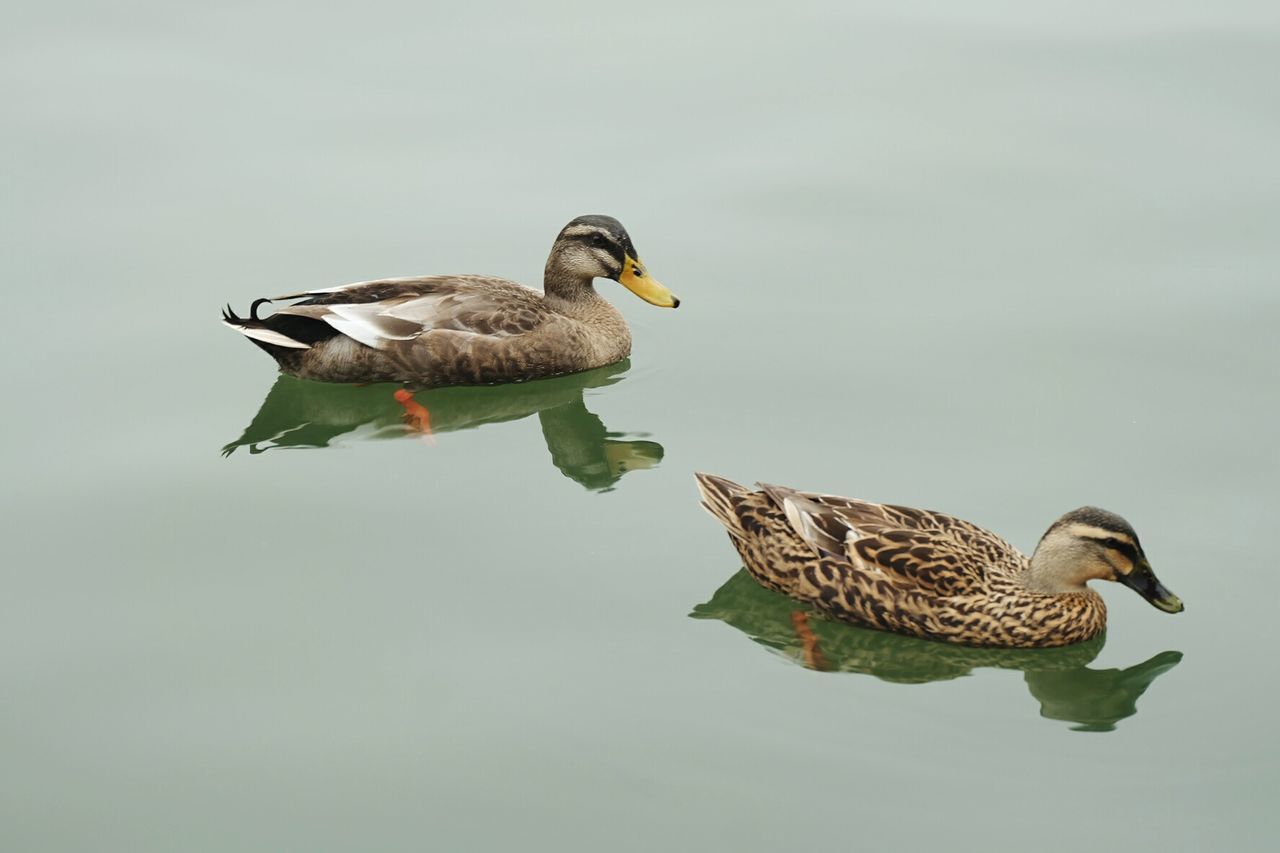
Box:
(4, 2, 1278, 850)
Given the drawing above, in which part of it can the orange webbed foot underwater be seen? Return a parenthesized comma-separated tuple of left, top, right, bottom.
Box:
(393, 389, 434, 443)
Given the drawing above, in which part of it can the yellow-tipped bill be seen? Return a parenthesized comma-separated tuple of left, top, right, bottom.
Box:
(1119, 558, 1185, 614)
(619, 255, 680, 308)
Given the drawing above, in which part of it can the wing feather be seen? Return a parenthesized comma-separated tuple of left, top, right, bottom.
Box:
(266, 275, 555, 350)
(759, 487, 1026, 597)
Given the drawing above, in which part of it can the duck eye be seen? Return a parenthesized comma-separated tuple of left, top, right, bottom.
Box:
(589, 233, 609, 248)
(1103, 537, 1122, 550)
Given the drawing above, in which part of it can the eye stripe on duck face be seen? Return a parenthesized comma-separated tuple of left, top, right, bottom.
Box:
(1072, 530, 1141, 569)
(561, 225, 619, 247)
(1064, 522, 1146, 568)
(560, 224, 634, 257)
(558, 235, 624, 276)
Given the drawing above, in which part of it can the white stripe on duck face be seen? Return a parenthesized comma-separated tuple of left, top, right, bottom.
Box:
(559, 224, 624, 247)
(1062, 524, 1137, 548)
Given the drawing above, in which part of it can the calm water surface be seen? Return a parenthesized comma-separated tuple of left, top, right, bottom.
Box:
(3, 1, 1278, 850)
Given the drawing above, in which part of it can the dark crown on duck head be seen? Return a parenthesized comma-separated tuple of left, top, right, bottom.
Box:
(1042, 506, 1146, 568)
(556, 215, 638, 264)
(1047, 506, 1141, 543)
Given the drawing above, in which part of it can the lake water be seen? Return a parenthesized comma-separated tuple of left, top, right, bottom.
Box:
(4, 1, 1278, 850)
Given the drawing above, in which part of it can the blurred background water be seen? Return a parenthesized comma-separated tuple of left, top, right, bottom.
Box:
(3, 1, 1278, 850)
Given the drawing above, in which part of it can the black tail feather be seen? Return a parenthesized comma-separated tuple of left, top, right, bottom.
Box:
(221, 297, 340, 358)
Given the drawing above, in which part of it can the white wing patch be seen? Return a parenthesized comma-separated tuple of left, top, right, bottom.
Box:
(379, 293, 462, 326)
(321, 303, 423, 349)
(264, 276, 545, 350)
(222, 319, 311, 349)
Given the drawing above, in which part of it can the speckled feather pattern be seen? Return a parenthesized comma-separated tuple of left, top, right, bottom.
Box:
(696, 474, 1107, 648)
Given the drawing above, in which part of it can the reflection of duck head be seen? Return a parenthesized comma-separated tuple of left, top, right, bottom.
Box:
(692, 570, 1181, 730)
(539, 399, 663, 491)
(1024, 651, 1184, 732)
(222, 360, 663, 491)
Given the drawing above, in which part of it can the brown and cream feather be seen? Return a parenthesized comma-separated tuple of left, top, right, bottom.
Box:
(695, 473, 1182, 648)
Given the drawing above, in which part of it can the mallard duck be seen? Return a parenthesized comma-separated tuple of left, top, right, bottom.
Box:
(221, 215, 678, 386)
(694, 474, 1183, 648)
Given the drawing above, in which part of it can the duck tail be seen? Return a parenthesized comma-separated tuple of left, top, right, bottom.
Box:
(694, 472, 750, 534)
(221, 301, 312, 353)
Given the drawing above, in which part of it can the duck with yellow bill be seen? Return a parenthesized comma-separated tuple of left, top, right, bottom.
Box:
(222, 215, 678, 387)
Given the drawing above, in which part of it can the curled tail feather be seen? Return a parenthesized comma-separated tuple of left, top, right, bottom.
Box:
(221, 301, 318, 353)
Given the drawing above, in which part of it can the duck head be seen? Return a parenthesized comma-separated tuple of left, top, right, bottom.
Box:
(1027, 507, 1183, 613)
(544, 215, 679, 307)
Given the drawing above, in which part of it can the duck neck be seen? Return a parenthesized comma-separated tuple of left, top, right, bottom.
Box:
(543, 257, 600, 303)
(1022, 539, 1089, 595)
(543, 268, 626, 339)
(1022, 563, 1083, 595)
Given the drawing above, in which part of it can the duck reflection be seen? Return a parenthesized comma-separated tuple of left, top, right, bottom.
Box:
(691, 570, 1182, 731)
(222, 360, 663, 491)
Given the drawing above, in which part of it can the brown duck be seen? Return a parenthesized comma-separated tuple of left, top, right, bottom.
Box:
(694, 473, 1183, 648)
(221, 215, 679, 386)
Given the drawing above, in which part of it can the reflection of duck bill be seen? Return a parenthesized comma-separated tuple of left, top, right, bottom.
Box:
(603, 440, 664, 476)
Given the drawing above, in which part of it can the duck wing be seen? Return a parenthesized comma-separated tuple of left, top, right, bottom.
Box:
(269, 276, 556, 349)
(758, 484, 1026, 597)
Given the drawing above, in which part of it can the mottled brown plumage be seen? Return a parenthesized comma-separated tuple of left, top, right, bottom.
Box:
(694, 473, 1183, 648)
(222, 215, 679, 387)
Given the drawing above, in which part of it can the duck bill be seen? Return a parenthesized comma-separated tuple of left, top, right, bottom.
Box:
(618, 255, 680, 308)
(1118, 560, 1184, 613)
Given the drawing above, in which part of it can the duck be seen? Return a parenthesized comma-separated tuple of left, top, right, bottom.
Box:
(221, 215, 679, 387)
(694, 473, 1183, 648)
